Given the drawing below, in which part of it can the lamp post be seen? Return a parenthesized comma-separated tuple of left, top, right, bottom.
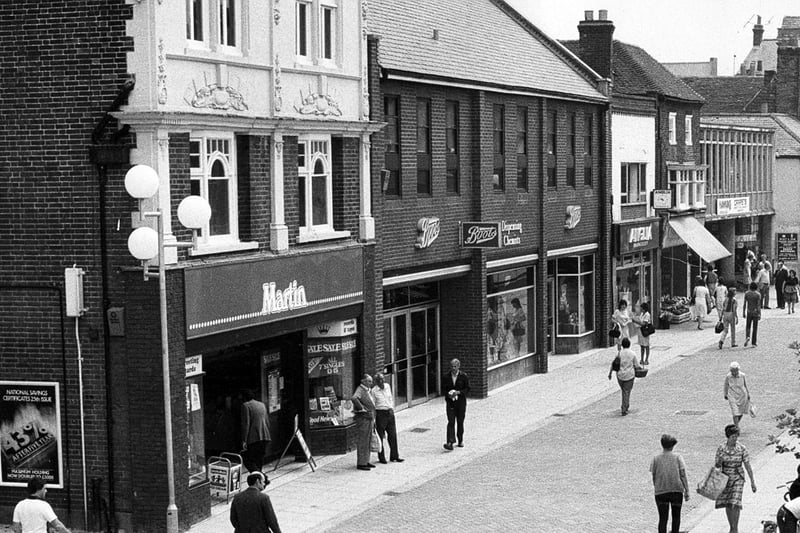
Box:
(125, 164, 210, 533)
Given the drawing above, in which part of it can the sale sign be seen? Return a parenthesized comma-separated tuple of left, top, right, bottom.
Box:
(0, 382, 63, 487)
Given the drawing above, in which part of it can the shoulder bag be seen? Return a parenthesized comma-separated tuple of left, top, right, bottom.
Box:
(640, 323, 656, 337)
(611, 355, 621, 372)
(609, 322, 621, 338)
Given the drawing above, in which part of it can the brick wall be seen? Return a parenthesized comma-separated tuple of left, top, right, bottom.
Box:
(777, 45, 800, 118)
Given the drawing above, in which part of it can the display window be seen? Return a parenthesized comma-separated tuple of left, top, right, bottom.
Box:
(306, 321, 358, 429)
(185, 374, 207, 486)
(615, 252, 652, 311)
(554, 255, 594, 336)
(486, 267, 535, 367)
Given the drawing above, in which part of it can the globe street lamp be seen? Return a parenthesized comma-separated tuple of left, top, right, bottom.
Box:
(124, 164, 210, 533)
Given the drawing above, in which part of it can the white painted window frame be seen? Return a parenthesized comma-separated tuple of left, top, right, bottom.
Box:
(685, 114, 693, 146)
(668, 112, 677, 145)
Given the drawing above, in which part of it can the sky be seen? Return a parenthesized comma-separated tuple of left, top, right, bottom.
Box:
(505, 0, 799, 76)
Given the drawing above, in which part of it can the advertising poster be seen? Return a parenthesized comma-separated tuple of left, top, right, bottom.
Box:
(0, 382, 63, 487)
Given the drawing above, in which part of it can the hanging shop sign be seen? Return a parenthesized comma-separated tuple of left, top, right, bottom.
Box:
(184, 247, 363, 339)
(616, 220, 660, 255)
(0, 382, 63, 488)
(652, 190, 672, 210)
(777, 233, 799, 262)
(716, 197, 750, 216)
(459, 222, 502, 248)
(415, 217, 441, 249)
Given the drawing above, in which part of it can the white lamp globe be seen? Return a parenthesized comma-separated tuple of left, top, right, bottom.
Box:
(127, 227, 159, 260)
(177, 195, 212, 229)
(124, 164, 160, 199)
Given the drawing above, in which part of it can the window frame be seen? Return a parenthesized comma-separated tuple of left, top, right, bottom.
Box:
(516, 106, 528, 191)
(297, 135, 335, 237)
(189, 133, 240, 247)
(296, 1, 311, 59)
(566, 112, 576, 187)
(416, 98, 432, 195)
(554, 255, 595, 337)
(217, 0, 239, 51)
(493, 104, 505, 191)
(669, 168, 706, 211)
(547, 109, 557, 187)
(319, 3, 337, 62)
(445, 100, 460, 195)
(384, 95, 401, 197)
(685, 114, 693, 146)
(186, 0, 207, 47)
(620, 162, 647, 205)
(668, 112, 677, 145)
(584, 112, 593, 186)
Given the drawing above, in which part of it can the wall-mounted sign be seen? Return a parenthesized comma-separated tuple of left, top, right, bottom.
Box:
(717, 197, 750, 216)
(777, 233, 799, 262)
(735, 233, 757, 243)
(0, 382, 63, 487)
(184, 247, 363, 339)
(616, 220, 660, 255)
(307, 319, 358, 338)
(501, 221, 522, 247)
(564, 206, 582, 229)
(415, 217, 441, 249)
(460, 222, 502, 248)
(185, 355, 203, 378)
(652, 190, 672, 209)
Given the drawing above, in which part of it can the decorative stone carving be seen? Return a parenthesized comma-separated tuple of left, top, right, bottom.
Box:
(186, 75, 248, 111)
(274, 55, 283, 112)
(157, 38, 167, 104)
(274, 139, 284, 159)
(294, 87, 342, 117)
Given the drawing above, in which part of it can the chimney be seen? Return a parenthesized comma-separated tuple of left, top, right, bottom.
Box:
(753, 15, 764, 47)
(577, 10, 615, 79)
(776, 39, 800, 118)
(710, 57, 718, 76)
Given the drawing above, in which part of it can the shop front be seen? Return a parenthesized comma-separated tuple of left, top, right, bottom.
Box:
(661, 215, 730, 298)
(546, 245, 597, 355)
(181, 246, 366, 472)
(613, 219, 659, 314)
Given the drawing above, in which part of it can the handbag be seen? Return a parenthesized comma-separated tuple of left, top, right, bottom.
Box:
(697, 466, 729, 500)
(609, 323, 621, 338)
(640, 323, 656, 337)
(714, 320, 725, 334)
(370, 427, 381, 453)
(511, 324, 525, 337)
(611, 355, 620, 372)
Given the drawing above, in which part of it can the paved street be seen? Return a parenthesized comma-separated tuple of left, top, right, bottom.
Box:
(330, 307, 800, 533)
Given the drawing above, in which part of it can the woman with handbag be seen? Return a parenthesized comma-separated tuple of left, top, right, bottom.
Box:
(611, 299, 632, 353)
(607, 337, 642, 416)
(784, 269, 799, 315)
(509, 297, 526, 356)
(633, 302, 652, 365)
(718, 288, 738, 349)
(714, 424, 756, 533)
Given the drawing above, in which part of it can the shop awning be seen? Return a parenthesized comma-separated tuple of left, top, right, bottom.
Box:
(663, 216, 731, 263)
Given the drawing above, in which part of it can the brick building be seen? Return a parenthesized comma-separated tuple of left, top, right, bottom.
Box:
(1, 0, 379, 531)
(366, 0, 612, 406)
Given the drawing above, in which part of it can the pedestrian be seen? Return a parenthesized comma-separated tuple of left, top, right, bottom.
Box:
(240, 389, 271, 475)
(372, 372, 404, 464)
(784, 269, 799, 315)
(777, 496, 800, 533)
(611, 299, 632, 352)
(230, 472, 282, 533)
(789, 464, 800, 500)
(775, 261, 789, 309)
(11, 478, 72, 533)
(743, 251, 754, 288)
(723, 362, 751, 427)
(714, 424, 756, 533)
(607, 337, 642, 416)
(633, 302, 652, 365)
(714, 277, 728, 321)
(705, 264, 718, 299)
(351, 373, 376, 470)
(762, 253, 773, 279)
(742, 281, 762, 347)
(691, 276, 710, 330)
(756, 262, 771, 309)
(442, 358, 470, 450)
(650, 434, 689, 533)
(718, 287, 738, 349)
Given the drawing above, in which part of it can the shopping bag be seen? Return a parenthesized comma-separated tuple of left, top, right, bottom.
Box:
(696, 466, 729, 500)
(714, 320, 725, 334)
(749, 402, 757, 418)
(370, 427, 381, 453)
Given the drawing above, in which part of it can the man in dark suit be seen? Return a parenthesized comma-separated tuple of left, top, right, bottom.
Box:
(351, 373, 377, 470)
(241, 389, 271, 475)
(230, 472, 282, 533)
(442, 358, 470, 451)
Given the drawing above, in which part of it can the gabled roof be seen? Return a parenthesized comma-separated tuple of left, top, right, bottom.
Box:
(739, 39, 777, 75)
(701, 114, 800, 157)
(367, 0, 607, 102)
(560, 40, 704, 103)
(682, 77, 766, 114)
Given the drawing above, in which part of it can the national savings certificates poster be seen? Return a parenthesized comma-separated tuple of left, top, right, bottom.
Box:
(0, 382, 63, 487)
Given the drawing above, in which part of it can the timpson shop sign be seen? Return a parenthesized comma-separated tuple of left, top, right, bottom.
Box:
(184, 247, 363, 339)
(616, 220, 660, 255)
(459, 221, 523, 248)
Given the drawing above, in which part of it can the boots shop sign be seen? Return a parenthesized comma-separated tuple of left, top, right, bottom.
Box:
(184, 247, 363, 339)
(460, 221, 522, 248)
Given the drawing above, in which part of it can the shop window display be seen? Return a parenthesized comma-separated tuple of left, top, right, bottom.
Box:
(556, 255, 594, 335)
(186, 375, 207, 486)
(306, 329, 357, 429)
(486, 267, 535, 366)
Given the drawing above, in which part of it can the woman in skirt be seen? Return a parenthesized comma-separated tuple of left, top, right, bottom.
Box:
(714, 424, 756, 533)
(784, 269, 799, 314)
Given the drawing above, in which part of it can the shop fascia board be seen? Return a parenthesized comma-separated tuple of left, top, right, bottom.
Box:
(113, 110, 384, 135)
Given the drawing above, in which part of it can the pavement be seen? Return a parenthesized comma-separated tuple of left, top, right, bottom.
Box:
(3, 288, 798, 533)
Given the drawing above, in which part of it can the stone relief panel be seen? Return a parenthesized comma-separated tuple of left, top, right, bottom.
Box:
(184, 73, 248, 111)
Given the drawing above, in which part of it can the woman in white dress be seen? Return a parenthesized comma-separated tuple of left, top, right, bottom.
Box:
(611, 299, 632, 352)
(692, 276, 710, 330)
(723, 362, 751, 427)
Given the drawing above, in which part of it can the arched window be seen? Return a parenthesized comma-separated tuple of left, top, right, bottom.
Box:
(189, 134, 238, 242)
(298, 137, 332, 233)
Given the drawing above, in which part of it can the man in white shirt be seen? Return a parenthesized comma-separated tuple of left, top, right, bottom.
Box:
(777, 495, 800, 532)
(12, 478, 71, 533)
(372, 372, 404, 464)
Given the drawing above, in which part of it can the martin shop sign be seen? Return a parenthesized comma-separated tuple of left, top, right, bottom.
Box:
(184, 247, 363, 339)
(617, 220, 660, 255)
